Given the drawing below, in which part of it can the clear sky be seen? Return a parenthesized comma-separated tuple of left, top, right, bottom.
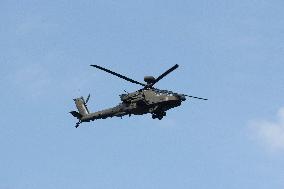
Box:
(1, 0, 284, 188)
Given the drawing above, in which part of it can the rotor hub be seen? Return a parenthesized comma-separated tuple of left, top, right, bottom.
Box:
(144, 76, 156, 84)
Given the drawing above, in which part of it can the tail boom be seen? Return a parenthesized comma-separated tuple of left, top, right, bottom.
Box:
(70, 97, 128, 127)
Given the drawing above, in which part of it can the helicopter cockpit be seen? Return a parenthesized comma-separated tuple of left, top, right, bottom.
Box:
(153, 89, 179, 96)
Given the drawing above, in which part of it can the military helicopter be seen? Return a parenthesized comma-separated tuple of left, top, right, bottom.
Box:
(70, 64, 207, 128)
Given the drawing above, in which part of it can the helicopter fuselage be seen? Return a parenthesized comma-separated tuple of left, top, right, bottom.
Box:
(80, 88, 184, 122)
(70, 64, 207, 128)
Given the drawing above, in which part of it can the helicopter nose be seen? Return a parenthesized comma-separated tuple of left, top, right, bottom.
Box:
(178, 95, 186, 101)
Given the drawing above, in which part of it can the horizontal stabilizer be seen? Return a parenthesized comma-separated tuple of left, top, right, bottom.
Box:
(70, 111, 82, 119)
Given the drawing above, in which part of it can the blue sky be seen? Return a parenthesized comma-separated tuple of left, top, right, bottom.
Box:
(1, 0, 284, 188)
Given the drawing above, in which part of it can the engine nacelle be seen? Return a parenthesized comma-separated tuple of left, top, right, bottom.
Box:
(120, 93, 129, 102)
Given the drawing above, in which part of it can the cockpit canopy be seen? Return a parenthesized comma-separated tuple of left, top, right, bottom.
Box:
(153, 89, 178, 96)
(152, 89, 186, 100)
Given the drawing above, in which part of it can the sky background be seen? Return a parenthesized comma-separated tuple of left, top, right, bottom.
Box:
(1, 0, 284, 188)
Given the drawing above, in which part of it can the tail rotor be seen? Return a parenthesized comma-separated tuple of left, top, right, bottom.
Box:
(70, 94, 91, 128)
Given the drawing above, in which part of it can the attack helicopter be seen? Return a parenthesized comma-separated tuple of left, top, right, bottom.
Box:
(70, 64, 207, 128)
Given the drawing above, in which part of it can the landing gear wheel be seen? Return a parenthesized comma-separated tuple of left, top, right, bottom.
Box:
(158, 115, 163, 120)
(75, 121, 82, 128)
(152, 111, 166, 120)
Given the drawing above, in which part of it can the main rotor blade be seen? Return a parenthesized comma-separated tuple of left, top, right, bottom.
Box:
(149, 64, 179, 87)
(185, 95, 208, 101)
(90, 65, 146, 86)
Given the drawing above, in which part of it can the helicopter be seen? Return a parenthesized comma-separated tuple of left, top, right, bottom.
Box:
(70, 64, 207, 128)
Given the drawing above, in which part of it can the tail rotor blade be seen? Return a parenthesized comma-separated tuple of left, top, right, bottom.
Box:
(86, 94, 91, 103)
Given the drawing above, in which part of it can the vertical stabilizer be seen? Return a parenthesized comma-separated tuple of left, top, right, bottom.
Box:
(74, 97, 89, 116)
